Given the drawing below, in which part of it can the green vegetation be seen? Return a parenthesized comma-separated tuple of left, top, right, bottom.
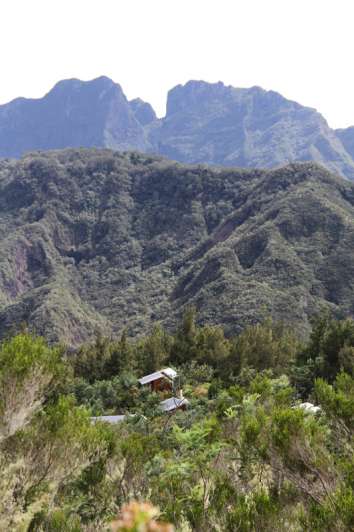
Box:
(1, 149, 354, 344)
(1, 312, 353, 530)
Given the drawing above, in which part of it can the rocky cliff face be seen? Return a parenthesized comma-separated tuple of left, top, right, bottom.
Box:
(336, 126, 354, 161)
(0, 76, 151, 158)
(130, 98, 157, 126)
(1, 77, 354, 179)
(1, 149, 354, 345)
(151, 81, 354, 179)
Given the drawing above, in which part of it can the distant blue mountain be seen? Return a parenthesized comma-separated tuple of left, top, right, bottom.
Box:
(1, 76, 354, 179)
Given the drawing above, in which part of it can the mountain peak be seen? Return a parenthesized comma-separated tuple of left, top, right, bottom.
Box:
(0, 76, 151, 158)
(0, 77, 354, 179)
(129, 98, 157, 126)
(166, 80, 230, 115)
(48, 76, 120, 96)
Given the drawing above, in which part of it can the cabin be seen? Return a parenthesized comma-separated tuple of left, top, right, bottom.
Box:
(90, 368, 188, 422)
(138, 367, 178, 393)
(159, 388, 189, 413)
(160, 396, 189, 413)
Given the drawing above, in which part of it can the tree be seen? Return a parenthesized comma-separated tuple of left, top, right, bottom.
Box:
(228, 319, 299, 378)
(0, 334, 114, 530)
(104, 329, 137, 377)
(72, 332, 113, 383)
(294, 315, 354, 395)
(0, 333, 65, 441)
(169, 307, 198, 365)
(137, 325, 171, 375)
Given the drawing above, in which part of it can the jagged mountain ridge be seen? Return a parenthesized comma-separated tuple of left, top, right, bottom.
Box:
(154, 81, 354, 180)
(0, 76, 153, 158)
(1, 148, 354, 345)
(1, 77, 354, 179)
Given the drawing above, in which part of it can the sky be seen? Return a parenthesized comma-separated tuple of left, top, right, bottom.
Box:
(1, 0, 353, 128)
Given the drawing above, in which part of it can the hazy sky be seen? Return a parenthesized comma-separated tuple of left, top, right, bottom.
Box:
(1, 0, 353, 127)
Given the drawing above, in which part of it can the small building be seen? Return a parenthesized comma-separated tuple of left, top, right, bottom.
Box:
(138, 368, 178, 393)
(160, 397, 189, 413)
(160, 392, 189, 413)
(90, 415, 126, 424)
(91, 414, 147, 425)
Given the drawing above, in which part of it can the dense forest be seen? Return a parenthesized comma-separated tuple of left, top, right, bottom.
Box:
(2, 149, 354, 344)
(1, 310, 353, 530)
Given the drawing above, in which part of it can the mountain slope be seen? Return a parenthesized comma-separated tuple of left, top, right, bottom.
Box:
(336, 126, 354, 161)
(0, 149, 354, 344)
(1, 77, 354, 180)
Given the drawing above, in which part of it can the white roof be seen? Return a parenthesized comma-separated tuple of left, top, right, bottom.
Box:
(162, 368, 178, 379)
(138, 368, 177, 385)
(90, 415, 126, 424)
(298, 402, 321, 414)
(160, 396, 189, 412)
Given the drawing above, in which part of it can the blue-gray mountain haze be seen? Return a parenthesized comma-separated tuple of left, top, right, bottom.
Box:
(1, 76, 354, 179)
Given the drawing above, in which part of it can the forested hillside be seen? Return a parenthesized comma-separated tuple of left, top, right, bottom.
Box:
(1, 149, 354, 344)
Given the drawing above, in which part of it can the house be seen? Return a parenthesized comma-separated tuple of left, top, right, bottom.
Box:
(160, 396, 189, 413)
(159, 388, 189, 413)
(138, 368, 178, 392)
(138, 368, 189, 414)
(90, 368, 188, 423)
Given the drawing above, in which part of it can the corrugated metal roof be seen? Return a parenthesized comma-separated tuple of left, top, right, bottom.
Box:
(160, 396, 189, 412)
(138, 367, 177, 385)
(90, 415, 126, 424)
